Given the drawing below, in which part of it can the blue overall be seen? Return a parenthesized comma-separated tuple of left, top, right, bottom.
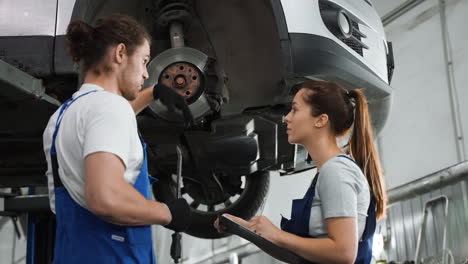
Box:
(280, 155, 376, 264)
(50, 90, 157, 264)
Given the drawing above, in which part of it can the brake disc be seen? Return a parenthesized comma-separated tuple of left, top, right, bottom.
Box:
(144, 47, 212, 121)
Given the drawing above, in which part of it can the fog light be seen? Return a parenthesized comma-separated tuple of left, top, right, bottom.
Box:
(321, 8, 353, 39)
(338, 11, 351, 37)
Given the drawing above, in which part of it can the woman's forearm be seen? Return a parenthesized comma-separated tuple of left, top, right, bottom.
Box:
(276, 230, 356, 264)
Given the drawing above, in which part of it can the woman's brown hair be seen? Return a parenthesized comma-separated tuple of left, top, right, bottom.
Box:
(295, 80, 387, 219)
(66, 14, 151, 74)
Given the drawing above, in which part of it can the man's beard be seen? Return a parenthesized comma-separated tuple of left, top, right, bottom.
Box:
(122, 88, 137, 101)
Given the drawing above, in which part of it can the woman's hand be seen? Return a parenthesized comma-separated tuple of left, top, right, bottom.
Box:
(213, 213, 250, 233)
(248, 216, 282, 244)
(214, 214, 283, 244)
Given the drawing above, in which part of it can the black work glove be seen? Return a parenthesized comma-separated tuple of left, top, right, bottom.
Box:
(164, 198, 192, 232)
(152, 83, 195, 128)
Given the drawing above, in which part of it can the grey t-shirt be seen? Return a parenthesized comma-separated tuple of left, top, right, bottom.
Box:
(308, 155, 370, 239)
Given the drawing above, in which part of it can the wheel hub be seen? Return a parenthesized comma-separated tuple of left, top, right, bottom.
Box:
(160, 62, 201, 100)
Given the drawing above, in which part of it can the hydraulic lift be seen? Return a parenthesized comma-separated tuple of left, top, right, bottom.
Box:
(0, 58, 59, 264)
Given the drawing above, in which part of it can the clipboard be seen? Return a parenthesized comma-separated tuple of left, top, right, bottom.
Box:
(218, 215, 307, 264)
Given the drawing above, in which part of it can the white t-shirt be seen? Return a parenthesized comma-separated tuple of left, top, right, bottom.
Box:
(43, 83, 143, 212)
(308, 155, 371, 239)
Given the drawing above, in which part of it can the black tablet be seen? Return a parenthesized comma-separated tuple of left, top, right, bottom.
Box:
(218, 215, 307, 264)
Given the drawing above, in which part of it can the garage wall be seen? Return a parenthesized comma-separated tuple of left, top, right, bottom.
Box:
(449, 0, 468, 162)
(0, 214, 27, 264)
(381, 181, 468, 262)
(376, 0, 464, 190)
(373, 0, 468, 263)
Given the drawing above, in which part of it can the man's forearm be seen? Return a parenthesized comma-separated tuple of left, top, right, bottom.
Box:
(129, 86, 154, 115)
(86, 179, 171, 226)
(101, 199, 171, 227)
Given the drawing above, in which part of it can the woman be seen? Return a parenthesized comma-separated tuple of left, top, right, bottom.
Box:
(215, 80, 387, 264)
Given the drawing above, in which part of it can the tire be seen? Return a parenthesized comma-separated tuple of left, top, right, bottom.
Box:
(152, 170, 270, 239)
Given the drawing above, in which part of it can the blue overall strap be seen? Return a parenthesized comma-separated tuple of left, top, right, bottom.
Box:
(50, 90, 156, 264)
(355, 196, 376, 264)
(50, 90, 98, 188)
(337, 155, 377, 264)
(337, 155, 377, 234)
(138, 131, 158, 185)
(280, 172, 319, 238)
(281, 154, 377, 264)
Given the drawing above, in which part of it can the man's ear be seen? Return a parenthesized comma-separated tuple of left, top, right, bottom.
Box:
(114, 43, 127, 64)
(315, 114, 329, 128)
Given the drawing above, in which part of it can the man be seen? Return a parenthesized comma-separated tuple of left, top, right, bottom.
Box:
(43, 14, 191, 263)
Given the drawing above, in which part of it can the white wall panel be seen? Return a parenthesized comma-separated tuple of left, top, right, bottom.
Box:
(446, 0, 468, 161)
(383, 181, 468, 262)
(372, 0, 408, 17)
(0, 218, 26, 264)
(378, 0, 459, 189)
(0, 0, 57, 36)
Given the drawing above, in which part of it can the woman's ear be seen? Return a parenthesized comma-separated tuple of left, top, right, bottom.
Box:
(315, 114, 329, 128)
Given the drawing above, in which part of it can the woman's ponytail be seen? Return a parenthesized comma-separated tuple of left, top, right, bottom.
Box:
(349, 89, 387, 219)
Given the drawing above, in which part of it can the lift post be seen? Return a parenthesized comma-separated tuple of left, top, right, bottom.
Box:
(170, 145, 184, 263)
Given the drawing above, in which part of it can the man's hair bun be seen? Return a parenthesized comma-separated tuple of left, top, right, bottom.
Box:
(66, 20, 95, 62)
(64, 15, 151, 73)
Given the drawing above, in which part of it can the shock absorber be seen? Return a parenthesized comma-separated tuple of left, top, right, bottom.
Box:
(169, 22, 185, 48)
(144, 0, 228, 122)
